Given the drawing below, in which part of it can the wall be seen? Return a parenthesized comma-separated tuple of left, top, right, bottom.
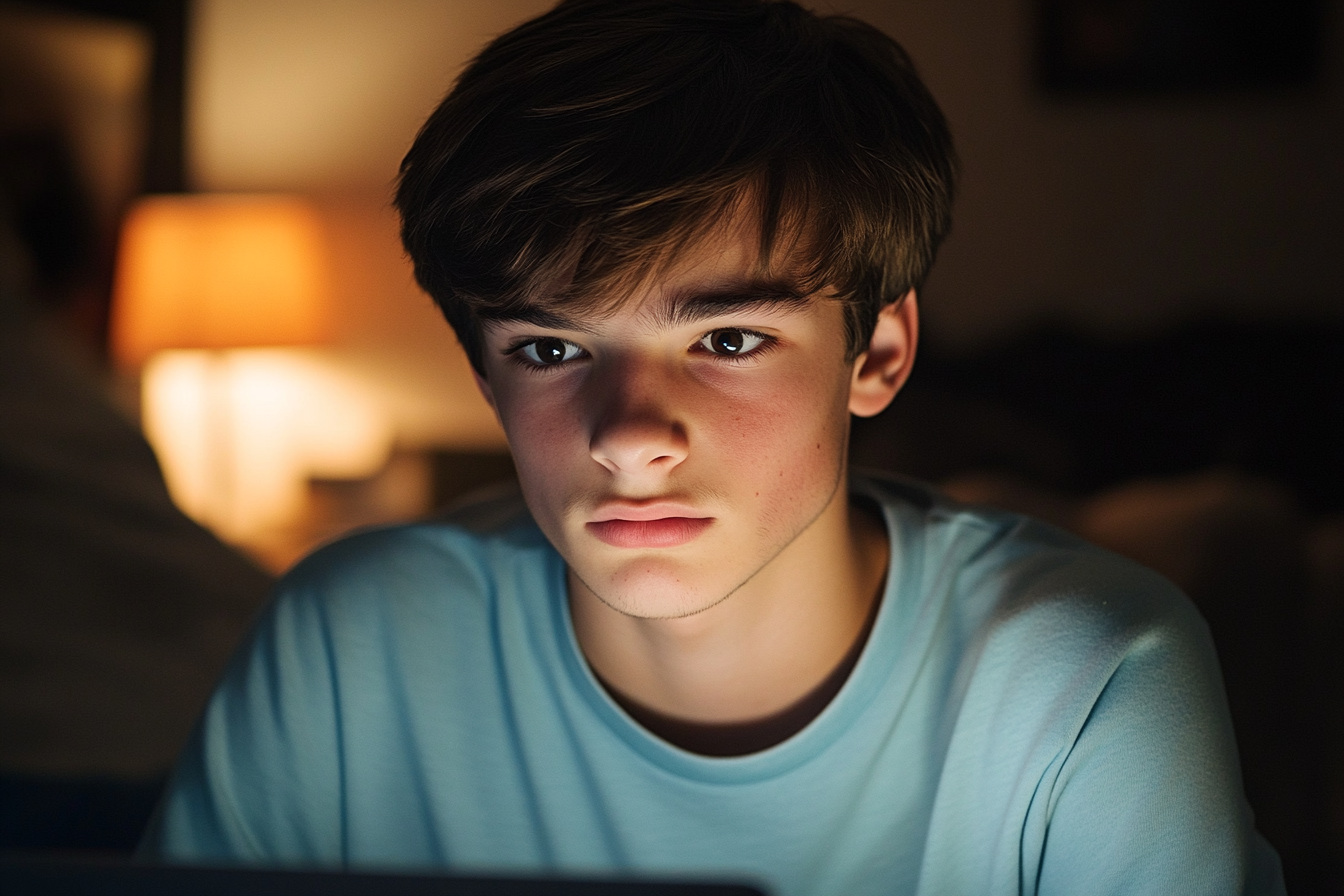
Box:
(847, 0, 1344, 347)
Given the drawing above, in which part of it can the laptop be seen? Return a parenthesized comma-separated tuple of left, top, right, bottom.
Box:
(0, 857, 769, 896)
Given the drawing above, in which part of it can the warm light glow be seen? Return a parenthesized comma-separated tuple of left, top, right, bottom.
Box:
(110, 194, 330, 368)
(109, 194, 393, 546)
(143, 349, 393, 542)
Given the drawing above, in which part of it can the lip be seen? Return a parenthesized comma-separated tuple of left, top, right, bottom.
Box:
(590, 501, 705, 522)
(586, 501, 713, 548)
(587, 517, 714, 548)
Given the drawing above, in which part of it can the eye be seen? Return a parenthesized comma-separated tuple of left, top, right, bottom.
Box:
(518, 337, 584, 366)
(699, 328, 766, 356)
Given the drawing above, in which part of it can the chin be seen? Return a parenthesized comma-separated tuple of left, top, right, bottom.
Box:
(585, 561, 736, 620)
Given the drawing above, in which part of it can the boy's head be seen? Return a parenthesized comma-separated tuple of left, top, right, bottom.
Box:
(396, 0, 957, 377)
(396, 0, 957, 618)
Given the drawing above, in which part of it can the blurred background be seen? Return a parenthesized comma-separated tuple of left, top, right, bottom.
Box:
(0, 0, 1339, 890)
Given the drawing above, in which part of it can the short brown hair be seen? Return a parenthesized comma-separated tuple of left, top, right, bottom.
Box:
(396, 0, 957, 374)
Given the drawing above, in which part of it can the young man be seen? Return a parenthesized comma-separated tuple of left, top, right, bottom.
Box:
(144, 1, 1284, 892)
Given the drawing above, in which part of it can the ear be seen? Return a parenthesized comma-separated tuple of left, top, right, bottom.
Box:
(848, 290, 918, 418)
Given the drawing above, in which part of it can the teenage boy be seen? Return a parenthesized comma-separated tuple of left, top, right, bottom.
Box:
(144, 1, 1283, 893)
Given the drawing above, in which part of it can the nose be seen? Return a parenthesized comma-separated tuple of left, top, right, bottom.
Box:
(588, 362, 689, 476)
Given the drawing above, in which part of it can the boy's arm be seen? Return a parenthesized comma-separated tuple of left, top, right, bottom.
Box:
(919, 530, 1286, 896)
(139, 577, 345, 864)
(1025, 585, 1285, 896)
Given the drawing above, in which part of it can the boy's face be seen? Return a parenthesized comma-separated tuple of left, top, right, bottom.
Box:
(474, 217, 880, 620)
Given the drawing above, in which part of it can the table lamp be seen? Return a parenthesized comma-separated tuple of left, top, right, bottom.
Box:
(111, 194, 392, 545)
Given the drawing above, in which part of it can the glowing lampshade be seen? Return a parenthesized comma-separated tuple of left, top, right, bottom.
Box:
(108, 194, 392, 548)
(111, 194, 329, 367)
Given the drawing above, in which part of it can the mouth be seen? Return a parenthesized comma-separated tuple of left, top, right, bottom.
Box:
(587, 501, 714, 548)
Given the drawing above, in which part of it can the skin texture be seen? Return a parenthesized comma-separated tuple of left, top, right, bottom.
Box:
(474, 214, 917, 724)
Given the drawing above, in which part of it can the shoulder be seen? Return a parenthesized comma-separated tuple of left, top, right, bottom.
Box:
(279, 482, 551, 608)
(857, 476, 1276, 893)
(857, 471, 1218, 735)
(858, 472, 1201, 650)
(145, 485, 560, 862)
(239, 483, 560, 667)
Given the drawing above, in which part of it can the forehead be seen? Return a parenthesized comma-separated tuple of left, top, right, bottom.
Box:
(623, 220, 809, 322)
(492, 206, 829, 333)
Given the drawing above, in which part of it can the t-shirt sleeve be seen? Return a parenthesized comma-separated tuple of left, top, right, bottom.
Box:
(138, 569, 345, 865)
(1032, 587, 1285, 896)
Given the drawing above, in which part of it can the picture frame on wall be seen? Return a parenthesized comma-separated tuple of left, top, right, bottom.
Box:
(1037, 0, 1322, 95)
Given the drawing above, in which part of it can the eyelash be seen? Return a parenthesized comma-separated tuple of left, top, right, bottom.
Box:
(503, 328, 777, 372)
(696, 328, 776, 364)
(503, 337, 588, 373)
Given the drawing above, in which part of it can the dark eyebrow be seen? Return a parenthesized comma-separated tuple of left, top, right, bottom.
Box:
(481, 306, 599, 334)
(482, 281, 814, 334)
(655, 283, 813, 329)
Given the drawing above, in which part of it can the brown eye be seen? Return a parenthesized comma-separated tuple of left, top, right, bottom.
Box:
(521, 338, 582, 365)
(699, 329, 765, 356)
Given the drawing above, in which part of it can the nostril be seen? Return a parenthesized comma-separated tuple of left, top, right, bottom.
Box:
(589, 416, 689, 474)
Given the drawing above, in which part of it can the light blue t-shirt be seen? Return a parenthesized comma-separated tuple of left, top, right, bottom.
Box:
(144, 476, 1284, 895)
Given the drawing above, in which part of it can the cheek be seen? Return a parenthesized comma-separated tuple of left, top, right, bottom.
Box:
(489, 383, 588, 512)
(492, 372, 584, 451)
(703, 363, 850, 490)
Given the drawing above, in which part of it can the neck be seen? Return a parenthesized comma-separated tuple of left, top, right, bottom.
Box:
(569, 481, 890, 726)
